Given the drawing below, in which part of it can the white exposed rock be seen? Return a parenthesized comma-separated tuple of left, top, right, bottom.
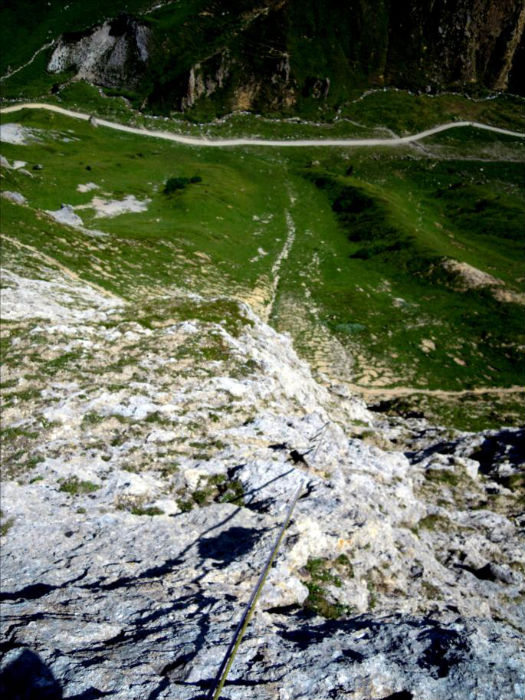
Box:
(211, 376, 248, 398)
(77, 182, 99, 193)
(420, 338, 436, 353)
(183, 468, 204, 490)
(49, 24, 116, 76)
(48, 18, 150, 87)
(235, 459, 309, 513)
(1, 191, 27, 205)
(151, 498, 180, 515)
(105, 395, 168, 420)
(492, 286, 525, 305)
(261, 566, 309, 607)
(54, 622, 124, 648)
(0, 123, 41, 145)
(0, 269, 122, 323)
(1, 264, 524, 699)
(443, 258, 525, 304)
(250, 247, 269, 262)
(40, 455, 105, 485)
(135, 25, 150, 62)
(86, 194, 151, 217)
(146, 429, 178, 443)
(106, 470, 162, 498)
(45, 204, 85, 227)
(443, 258, 502, 289)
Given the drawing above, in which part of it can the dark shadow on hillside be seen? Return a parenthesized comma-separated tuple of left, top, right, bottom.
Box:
(469, 428, 525, 473)
(0, 648, 63, 699)
(276, 613, 470, 680)
(198, 526, 260, 568)
(405, 428, 525, 477)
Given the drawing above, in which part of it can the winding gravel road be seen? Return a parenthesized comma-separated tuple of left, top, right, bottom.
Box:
(1, 102, 524, 147)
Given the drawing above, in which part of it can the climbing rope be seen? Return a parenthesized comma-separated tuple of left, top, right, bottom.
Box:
(206, 481, 306, 700)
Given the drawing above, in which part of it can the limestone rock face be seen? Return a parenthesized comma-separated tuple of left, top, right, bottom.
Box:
(1, 266, 524, 698)
(48, 14, 150, 88)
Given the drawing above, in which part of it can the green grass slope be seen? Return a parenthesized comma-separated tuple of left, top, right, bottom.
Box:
(1, 106, 524, 429)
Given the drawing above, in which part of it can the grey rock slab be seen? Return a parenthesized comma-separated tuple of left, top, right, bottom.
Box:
(2, 268, 524, 698)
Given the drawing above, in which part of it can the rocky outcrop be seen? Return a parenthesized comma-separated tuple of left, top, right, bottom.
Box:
(181, 47, 297, 113)
(1, 260, 524, 698)
(48, 13, 150, 88)
(181, 51, 233, 111)
(384, 0, 525, 91)
(2, 492, 523, 699)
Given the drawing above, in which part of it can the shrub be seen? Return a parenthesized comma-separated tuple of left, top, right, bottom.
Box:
(163, 175, 202, 194)
(59, 477, 100, 495)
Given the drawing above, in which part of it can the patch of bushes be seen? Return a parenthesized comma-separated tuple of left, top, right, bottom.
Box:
(175, 473, 245, 513)
(412, 513, 449, 533)
(177, 498, 194, 512)
(163, 175, 202, 194)
(116, 495, 164, 515)
(133, 297, 251, 337)
(82, 412, 105, 427)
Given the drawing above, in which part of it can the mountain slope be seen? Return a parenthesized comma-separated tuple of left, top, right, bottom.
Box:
(1, 107, 524, 427)
(1, 200, 524, 699)
(2, 0, 525, 116)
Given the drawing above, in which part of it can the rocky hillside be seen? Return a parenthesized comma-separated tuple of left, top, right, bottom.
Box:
(1, 239, 524, 698)
(2, 1, 524, 116)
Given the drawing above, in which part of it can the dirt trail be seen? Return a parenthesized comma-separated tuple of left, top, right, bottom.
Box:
(1, 103, 524, 147)
(0, 43, 56, 82)
(346, 384, 525, 399)
(266, 209, 296, 320)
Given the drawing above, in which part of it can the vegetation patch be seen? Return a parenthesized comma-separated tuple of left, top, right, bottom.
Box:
(0, 515, 15, 537)
(412, 513, 451, 534)
(81, 412, 106, 428)
(424, 469, 460, 488)
(302, 556, 353, 619)
(130, 297, 252, 338)
(129, 505, 164, 516)
(177, 473, 245, 511)
(163, 175, 202, 194)
(58, 476, 100, 495)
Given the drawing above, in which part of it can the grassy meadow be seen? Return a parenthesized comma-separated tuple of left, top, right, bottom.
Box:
(1, 100, 524, 429)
